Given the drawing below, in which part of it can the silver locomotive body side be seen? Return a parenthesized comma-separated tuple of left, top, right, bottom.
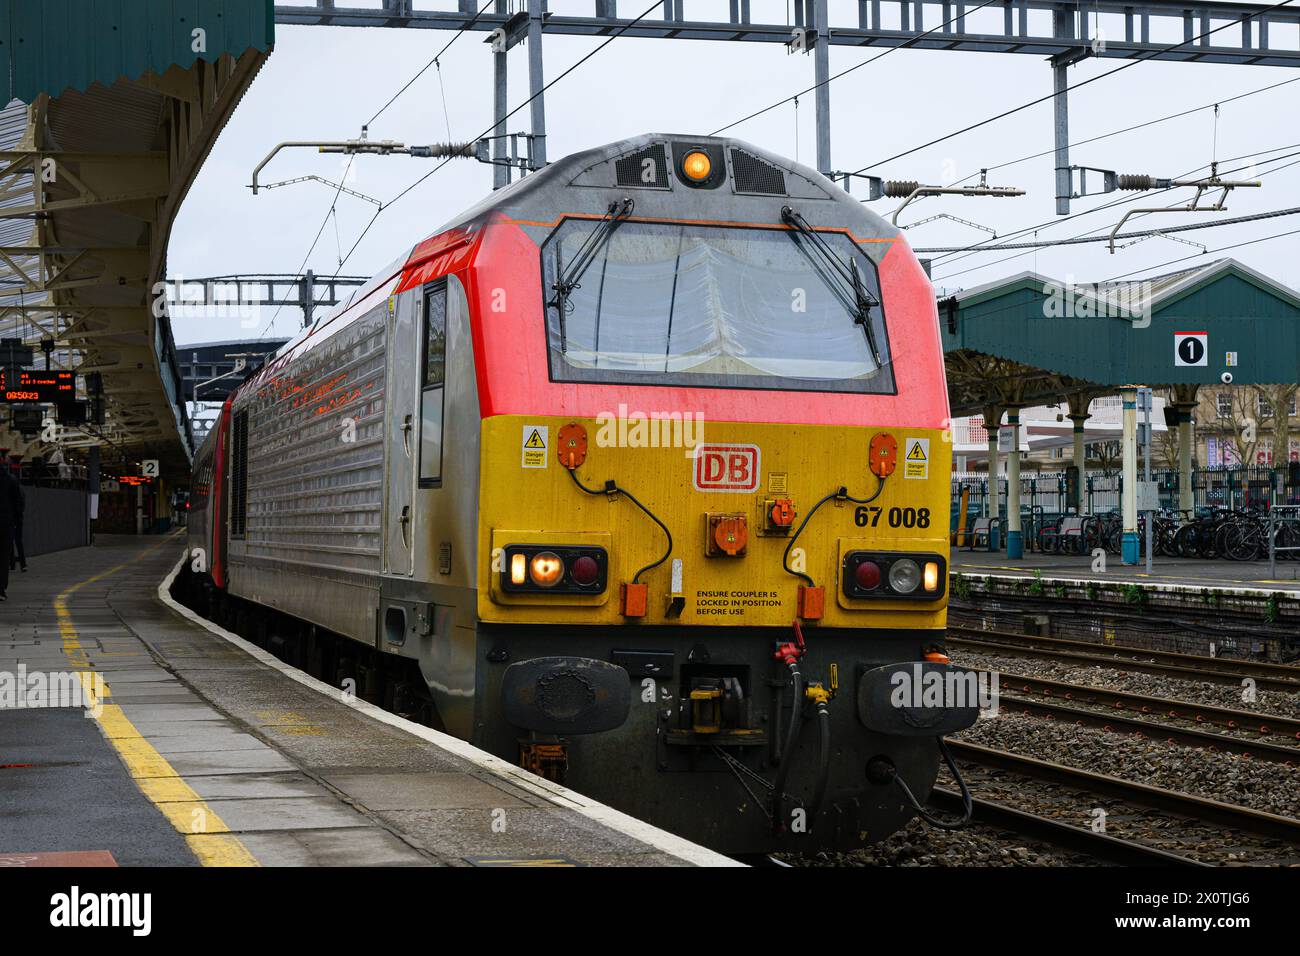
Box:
(227, 290, 387, 639)
(373, 274, 484, 740)
(222, 265, 484, 737)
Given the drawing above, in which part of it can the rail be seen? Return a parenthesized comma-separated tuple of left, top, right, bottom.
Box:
(994, 669, 1300, 739)
(996, 694, 1300, 765)
(928, 787, 1208, 867)
(946, 740, 1300, 845)
(946, 626, 1300, 692)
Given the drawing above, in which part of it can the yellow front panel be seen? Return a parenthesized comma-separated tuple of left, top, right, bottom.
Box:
(476, 415, 950, 630)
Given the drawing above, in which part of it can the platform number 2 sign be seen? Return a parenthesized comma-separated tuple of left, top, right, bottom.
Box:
(141, 459, 159, 478)
(1173, 331, 1207, 367)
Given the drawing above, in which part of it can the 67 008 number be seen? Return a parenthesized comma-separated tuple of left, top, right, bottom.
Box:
(854, 506, 930, 529)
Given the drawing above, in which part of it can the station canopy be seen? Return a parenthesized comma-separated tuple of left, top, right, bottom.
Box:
(940, 258, 1300, 417)
(0, 1, 274, 477)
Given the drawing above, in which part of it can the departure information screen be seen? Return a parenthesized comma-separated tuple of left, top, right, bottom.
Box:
(0, 369, 76, 402)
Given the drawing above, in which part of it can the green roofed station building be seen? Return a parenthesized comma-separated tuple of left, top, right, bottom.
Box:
(0, 0, 274, 541)
(939, 258, 1300, 564)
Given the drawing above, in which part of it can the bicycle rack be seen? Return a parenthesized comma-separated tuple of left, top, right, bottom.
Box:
(1268, 505, 1300, 577)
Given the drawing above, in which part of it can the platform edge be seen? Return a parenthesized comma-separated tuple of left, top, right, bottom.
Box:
(155, 549, 743, 868)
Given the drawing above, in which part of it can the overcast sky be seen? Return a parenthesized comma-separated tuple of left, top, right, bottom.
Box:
(167, 10, 1300, 346)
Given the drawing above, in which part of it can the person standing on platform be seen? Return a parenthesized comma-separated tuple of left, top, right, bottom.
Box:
(0, 461, 18, 601)
(10, 468, 25, 573)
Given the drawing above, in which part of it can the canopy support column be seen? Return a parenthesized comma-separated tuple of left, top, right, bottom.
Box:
(983, 405, 1001, 540)
(1170, 384, 1200, 516)
(1121, 388, 1140, 564)
(1068, 412, 1089, 513)
(1006, 408, 1023, 558)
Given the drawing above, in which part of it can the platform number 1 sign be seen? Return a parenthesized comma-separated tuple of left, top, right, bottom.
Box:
(141, 459, 159, 478)
(1173, 331, 1207, 367)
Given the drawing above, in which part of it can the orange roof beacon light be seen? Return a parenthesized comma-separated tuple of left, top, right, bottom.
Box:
(868, 432, 898, 478)
(681, 150, 712, 183)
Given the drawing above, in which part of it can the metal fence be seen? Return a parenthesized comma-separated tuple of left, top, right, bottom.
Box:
(951, 466, 1300, 539)
(952, 471, 1120, 520)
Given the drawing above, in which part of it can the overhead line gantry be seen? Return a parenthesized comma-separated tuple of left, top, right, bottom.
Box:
(276, 1, 1300, 211)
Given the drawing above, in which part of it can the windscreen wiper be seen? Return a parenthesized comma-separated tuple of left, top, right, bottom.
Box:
(781, 205, 883, 366)
(549, 197, 635, 352)
(849, 255, 883, 367)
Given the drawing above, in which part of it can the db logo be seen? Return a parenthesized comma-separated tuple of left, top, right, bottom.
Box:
(693, 443, 760, 493)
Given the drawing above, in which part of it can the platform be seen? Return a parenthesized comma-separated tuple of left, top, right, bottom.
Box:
(0, 534, 733, 867)
(952, 548, 1300, 596)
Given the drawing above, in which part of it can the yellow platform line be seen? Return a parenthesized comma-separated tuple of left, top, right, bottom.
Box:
(57, 535, 259, 867)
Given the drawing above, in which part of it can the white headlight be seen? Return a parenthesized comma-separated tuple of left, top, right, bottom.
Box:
(888, 558, 920, 594)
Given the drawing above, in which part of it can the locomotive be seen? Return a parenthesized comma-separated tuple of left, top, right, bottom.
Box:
(187, 135, 978, 853)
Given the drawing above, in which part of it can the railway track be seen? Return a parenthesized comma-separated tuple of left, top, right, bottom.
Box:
(947, 739, 1300, 850)
(995, 694, 1300, 765)
(947, 626, 1300, 692)
(987, 670, 1300, 740)
(927, 787, 1207, 867)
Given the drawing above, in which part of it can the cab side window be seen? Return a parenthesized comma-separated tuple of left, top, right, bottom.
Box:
(230, 409, 249, 537)
(420, 281, 447, 486)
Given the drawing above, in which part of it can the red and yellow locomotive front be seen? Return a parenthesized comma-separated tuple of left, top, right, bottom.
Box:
(461, 138, 976, 852)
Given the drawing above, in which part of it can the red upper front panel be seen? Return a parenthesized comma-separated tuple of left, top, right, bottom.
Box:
(443, 218, 949, 429)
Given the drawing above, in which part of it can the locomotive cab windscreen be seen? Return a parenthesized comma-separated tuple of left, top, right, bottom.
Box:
(542, 218, 895, 393)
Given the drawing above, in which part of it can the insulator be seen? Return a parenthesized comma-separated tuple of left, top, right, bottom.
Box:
(883, 180, 920, 198)
(1117, 174, 1156, 190)
(422, 141, 477, 158)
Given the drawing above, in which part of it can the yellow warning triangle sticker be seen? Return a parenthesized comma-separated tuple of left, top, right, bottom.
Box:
(907, 442, 927, 460)
(524, 429, 546, 448)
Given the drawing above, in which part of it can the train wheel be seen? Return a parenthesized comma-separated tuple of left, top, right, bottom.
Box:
(336, 655, 357, 698)
(266, 627, 289, 663)
(304, 626, 325, 678)
(358, 655, 385, 704)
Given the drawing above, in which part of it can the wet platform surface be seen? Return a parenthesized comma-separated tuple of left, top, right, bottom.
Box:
(952, 548, 1300, 593)
(0, 534, 729, 867)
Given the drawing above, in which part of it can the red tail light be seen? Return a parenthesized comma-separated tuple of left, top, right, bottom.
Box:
(854, 560, 882, 591)
(570, 554, 601, 585)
